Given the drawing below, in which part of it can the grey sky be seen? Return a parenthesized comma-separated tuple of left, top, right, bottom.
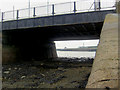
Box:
(55, 40, 99, 49)
(0, 0, 115, 12)
(0, 0, 78, 12)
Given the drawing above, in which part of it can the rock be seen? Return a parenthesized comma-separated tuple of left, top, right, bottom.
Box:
(57, 67, 63, 70)
(8, 68, 11, 70)
(41, 74, 45, 77)
(41, 63, 44, 65)
(4, 71, 10, 74)
(21, 76, 26, 79)
(19, 68, 21, 70)
(14, 68, 17, 70)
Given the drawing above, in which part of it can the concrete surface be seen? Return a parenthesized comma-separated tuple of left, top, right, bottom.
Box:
(86, 14, 119, 88)
(116, 0, 120, 13)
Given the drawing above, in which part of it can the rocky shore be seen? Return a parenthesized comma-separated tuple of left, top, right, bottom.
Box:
(2, 57, 93, 88)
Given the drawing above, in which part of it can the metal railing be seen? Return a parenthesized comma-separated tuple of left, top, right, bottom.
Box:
(1, 1, 115, 22)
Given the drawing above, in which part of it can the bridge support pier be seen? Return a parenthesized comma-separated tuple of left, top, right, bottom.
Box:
(2, 32, 57, 64)
(86, 14, 119, 88)
(31, 41, 58, 60)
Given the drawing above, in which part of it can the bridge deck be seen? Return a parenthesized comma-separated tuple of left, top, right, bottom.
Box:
(2, 10, 115, 41)
(2, 10, 115, 30)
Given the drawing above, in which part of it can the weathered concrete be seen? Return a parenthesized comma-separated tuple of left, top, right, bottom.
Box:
(86, 14, 119, 88)
(2, 42, 57, 64)
(116, 0, 120, 13)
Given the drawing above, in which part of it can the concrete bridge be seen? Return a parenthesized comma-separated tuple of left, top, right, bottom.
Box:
(2, 10, 115, 40)
(1, 1, 116, 63)
(1, 0, 119, 88)
(2, 9, 115, 63)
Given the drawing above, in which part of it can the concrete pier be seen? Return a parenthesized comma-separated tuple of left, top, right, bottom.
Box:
(2, 31, 57, 64)
(86, 14, 119, 88)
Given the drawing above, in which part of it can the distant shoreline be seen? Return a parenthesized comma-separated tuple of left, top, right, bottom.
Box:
(57, 46, 97, 52)
(57, 49, 96, 52)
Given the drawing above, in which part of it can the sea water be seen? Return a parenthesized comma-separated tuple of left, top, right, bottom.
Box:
(57, 51, 96, 58)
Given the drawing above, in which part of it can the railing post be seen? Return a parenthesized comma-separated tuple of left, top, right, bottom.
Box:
(94, 1, 95, 11)
(33, 7, 36, 17)
(2, 12, 4, 22)
(16, 10, 19, 20)
(98, 0, 101, 11)
(94, 0, 101, 11)
(73, 2, 77, 13)
(52, 4, 55, 16)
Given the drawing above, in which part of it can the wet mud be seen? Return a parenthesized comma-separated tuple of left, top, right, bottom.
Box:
(2, 57, 93, 88)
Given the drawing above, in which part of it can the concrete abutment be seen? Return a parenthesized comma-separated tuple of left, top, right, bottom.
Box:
(2, 30, 57, 64)
(86, 14, 119, 88)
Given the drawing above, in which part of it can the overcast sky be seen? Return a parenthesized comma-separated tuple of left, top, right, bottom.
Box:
(0, 0, 80, 12)
(0, 0, 115, 12)
(55, 40, 99, 49)
(0, 0, 115, 48)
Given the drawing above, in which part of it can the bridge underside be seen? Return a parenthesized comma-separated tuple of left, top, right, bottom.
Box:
(2, 22, 103, 63)
(3, 22, 103, 41)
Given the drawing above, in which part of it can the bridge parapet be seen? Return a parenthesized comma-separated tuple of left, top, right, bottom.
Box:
(1, 1, 115, 22)
(2, 10, 115, 30)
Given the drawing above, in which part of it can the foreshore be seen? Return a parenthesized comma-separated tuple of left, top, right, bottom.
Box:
(2, 57, 94, 88)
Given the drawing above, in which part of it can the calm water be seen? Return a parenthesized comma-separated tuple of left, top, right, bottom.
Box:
(57, 51, 96, 58)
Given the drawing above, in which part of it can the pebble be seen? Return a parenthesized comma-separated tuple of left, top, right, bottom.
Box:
(21, 76, 26, 79)
(4, 71, 10, 74)
(41, 74, 45, 77)
(14, 68, 17, 70)
(57, 67, 63, 70)
(19, 68, 21, 70)
(8, 68, 11, 70)
(41, 63, 44, 65)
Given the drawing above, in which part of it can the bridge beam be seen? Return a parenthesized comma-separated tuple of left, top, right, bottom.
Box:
(2, 30, 57, 64)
